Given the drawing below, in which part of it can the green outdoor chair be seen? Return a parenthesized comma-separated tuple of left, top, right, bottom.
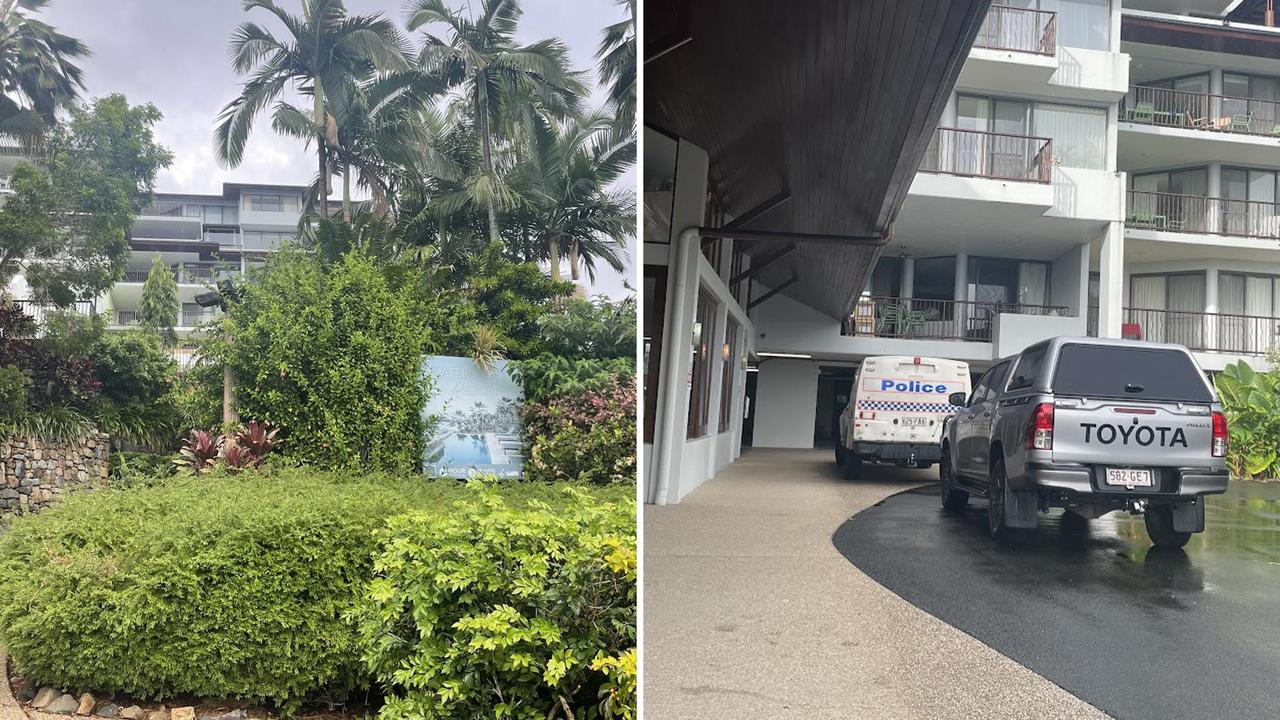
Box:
(1130, 102, 1156, 123)
(1231, 113, 1253, 132)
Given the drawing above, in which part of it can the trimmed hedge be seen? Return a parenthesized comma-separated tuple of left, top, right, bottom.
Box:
(0, 471, 629, 714)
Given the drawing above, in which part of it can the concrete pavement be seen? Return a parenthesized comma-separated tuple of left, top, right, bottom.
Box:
(642, 448, 1108, 720)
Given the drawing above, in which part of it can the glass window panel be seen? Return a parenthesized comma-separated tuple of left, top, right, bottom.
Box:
(1033, 103, 1107, 170)
(1018, 262, 1049, 306)
(1042, 0, 1109, 50)
(913, 257, 956, 301)
(956, 96, 989, 131)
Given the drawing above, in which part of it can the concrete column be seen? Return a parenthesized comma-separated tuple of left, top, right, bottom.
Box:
(1109, 0, 1122, 53)
(953, 252, 969, 338)
(1106, 104, 1120, 172)
(1205, 266, 1219, 351)
(901, 257, 915, 299)
(1207, 163, 1222, 234)
(1098, 222, 1125, 338)
(1210, 69, 1224, 122)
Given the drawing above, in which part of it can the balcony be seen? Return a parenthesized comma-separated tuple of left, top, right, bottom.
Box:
(845, 296, 1068, 343)
(974, 5, 1056, 55)
(114, 309, 217, 328)
(120, 263, 240, 285)
(1126, 190, 1280, 241)
(1124, 307, 1280, 356)
(9, 300, 97, 327)
(921, 128, 1053, 183)
(1121, 85, 1280, 136)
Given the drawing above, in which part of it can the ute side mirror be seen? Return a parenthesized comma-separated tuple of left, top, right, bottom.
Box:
(949, 392, 968, 407)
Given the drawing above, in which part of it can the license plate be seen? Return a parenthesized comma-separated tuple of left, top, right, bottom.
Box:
(1105, 468, 1153, 487)
(900, 416, 928, 427)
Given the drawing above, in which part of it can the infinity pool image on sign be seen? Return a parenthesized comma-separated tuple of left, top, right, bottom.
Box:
(421, 356, 524, 479)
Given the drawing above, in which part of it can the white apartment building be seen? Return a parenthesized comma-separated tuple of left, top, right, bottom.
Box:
(645, 0, 1280, 503)
(4, 181, 304, 351)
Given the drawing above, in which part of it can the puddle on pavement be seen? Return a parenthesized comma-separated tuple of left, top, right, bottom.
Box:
(1103, 480, 1280, 564)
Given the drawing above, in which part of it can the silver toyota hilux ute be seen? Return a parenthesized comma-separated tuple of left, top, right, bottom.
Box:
(939, 336, 1230, 548)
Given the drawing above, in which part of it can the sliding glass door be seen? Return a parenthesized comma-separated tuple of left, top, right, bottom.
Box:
(1220, 272, 1280, 353)
(1130, 273, 1205, 348)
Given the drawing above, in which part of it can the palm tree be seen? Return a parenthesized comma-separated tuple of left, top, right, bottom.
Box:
(511, 109, 633, 283)
(405, 0, 584, 244)
(215, 0, 408, 216)
(0, 0, 88, 140)
(595, 0, 634, 130)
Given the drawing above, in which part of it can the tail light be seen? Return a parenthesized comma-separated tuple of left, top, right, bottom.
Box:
(1211, 411, 1228, 458)
(1026, 402, 1054, 450)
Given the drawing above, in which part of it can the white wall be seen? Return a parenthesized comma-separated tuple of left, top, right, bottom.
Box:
(753, 359, 819, 449)
(993, 313, 1088, 357)
(1051, 243, 1090, 314)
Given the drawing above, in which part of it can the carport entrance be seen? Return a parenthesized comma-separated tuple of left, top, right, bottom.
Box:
(814, 366, 855, 447)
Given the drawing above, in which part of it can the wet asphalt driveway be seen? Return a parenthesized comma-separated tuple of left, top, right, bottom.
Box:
(833, 479, 1280, 720)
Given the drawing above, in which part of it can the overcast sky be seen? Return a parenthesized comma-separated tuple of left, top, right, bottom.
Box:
(39, 0, 633, 298)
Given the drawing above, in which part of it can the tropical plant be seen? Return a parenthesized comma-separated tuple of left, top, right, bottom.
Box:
(1215, 358, 1280, 480)
(0, 95, 172, 304)
(137, 254, 178, 345)
(522, 377, 635, 486)
(0, 0, 89, 136)
(0, 362, 29, 417)
(352, 485, 636, 720)
(536, 295, 635, 360)
(405, 0, 584, 244)
(234, 419, 280, 463)
(176, 430, 224, 474)
(509, 109, 632, 282)
(511, 355, 634, 405)
(595, 0, 635, 130)
(216, 0, 410, 216)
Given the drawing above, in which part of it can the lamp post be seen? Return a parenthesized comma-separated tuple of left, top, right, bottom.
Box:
(195, 282, 239, 428)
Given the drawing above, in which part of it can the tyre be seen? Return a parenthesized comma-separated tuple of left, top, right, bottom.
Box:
(835, 443, 846, 467)
(1060, 509, 1089, 536)
(939, 450, 968, 512)
(1145, 506, 1192, 549)
(842, 451, 863, 480)
(914, 461, 932, 470)
(988, 458, 1029, 544)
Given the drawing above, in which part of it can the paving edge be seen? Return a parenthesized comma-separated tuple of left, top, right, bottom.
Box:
(0, 649, 27, 720)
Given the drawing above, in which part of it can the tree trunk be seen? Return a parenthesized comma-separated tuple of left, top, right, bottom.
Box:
(569, 240, 580, 281)
(313, 79, 329, 217)
(549, 237, 561, 282)
(476, 79, 500, 244)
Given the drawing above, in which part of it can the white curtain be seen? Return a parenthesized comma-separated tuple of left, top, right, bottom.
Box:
(1033, 104, 1107, 170)
(1131, 275, 1167, 342)
(1220, 273, 1245, 352)
(1041, 0, 1110, 50)
(1018, 262, 1048, 307)
(1247, 276, 1274, 353)
(1167, 274, 1205, 349)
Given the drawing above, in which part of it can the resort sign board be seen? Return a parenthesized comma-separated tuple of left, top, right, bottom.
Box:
(421, 356, 525, 479)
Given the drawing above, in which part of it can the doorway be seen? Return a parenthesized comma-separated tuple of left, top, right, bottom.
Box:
(814, 366, 856, 447)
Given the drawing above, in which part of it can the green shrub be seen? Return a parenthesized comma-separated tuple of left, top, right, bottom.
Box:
(212, 251, 431, 471)
(0, 472, 629, 715)
(108, 450, 178, 487)
(511, 355, 634, 405)
(352, 487, 637, 720)
(1216, 358, 1280, 479)
(523, 379, 636, 485)
(0, 362, 31, 418)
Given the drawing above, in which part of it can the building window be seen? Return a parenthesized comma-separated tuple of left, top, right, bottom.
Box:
(913, 256, 957, 302)
(867, 257, 902, 298)
(244, 193, 298, 213)
(1031, 103, 1106, 170)
(1219, 272, 1280, 352)
(687, 287, 718, 440)
(242, 231, 293, 250)
(967, 257, 1050, 307)
(643, 266, 668, 444)
(958, 95, 1108, 171)
(718, 318, 739, 433)
(1129, 272, 1206, 348)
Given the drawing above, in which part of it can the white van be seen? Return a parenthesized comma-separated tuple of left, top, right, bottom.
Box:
(836, 356, 970, 478)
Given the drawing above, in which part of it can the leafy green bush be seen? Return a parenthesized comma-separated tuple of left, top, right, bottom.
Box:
(352, 487, 636, 720)
(0, 472, 621, 714)
(535, 296, 635, 360)
(523, 378, 636, 485)
(211, 251, 431, 471)
(1216, 358, 1280, 479)
(511, 355, 634, 405)
(107, 450, 177, 487)
(0, 362, 31, 418)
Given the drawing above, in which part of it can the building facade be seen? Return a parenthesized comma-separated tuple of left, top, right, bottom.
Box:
(646, 0, 1280, 503)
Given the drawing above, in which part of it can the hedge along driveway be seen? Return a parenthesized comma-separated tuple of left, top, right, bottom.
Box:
(0, 471, 634, 714)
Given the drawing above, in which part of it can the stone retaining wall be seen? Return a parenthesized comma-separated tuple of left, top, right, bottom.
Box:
(0, 432, 110, 518)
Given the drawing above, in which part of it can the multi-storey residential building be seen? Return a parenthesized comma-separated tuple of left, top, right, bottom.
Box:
(645, 0, 1280, 503)
(104, 184, 304, 335)
(3, 182, 304, 349)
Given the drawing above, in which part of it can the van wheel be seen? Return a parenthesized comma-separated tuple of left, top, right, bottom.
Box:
(843, 452, 862, 480)
(835, 443, 846, 467)
(939, 451, 968, 512)
(988, 459, 1029, 544)
(1145, 506, 1192, 549)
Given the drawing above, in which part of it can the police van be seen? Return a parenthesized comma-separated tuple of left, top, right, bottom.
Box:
(836, 356, 970, 479)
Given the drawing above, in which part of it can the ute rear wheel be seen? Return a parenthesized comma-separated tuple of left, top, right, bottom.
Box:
(988, 459, 1029, 544)
(939, 450, 968, 512)
(1145, 506, 1192, 549)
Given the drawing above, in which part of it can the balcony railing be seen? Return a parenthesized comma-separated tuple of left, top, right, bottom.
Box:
(921, 127, 1053, 183)
(1121, 85, 1280, 137)
(8, 299, 96, 327)
(115, 310, 138, 326)
(845, 296, 1069, 342)
(1126, 189, 1280, 239)
(974, 4, 1056, 55)
(122, 263, 239, 284)
(1124, 307, 1280, 356)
